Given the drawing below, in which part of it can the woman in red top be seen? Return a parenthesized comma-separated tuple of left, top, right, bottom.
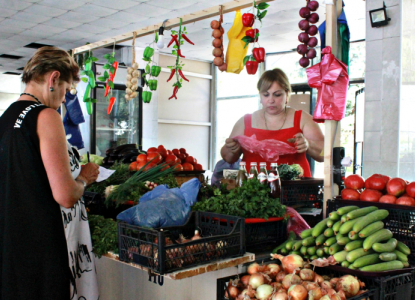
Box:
(221, 68, 324, 177)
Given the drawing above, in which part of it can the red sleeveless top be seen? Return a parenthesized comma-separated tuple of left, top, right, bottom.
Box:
(242, 110, 311, 177)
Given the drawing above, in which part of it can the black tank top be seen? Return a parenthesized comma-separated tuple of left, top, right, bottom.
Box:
(0, 101, 70, 300)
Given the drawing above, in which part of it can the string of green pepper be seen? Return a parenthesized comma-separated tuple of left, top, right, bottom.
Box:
(141, 33, 162, 104)
(166, 18, 194, 100)
(80, 51, 99, 115)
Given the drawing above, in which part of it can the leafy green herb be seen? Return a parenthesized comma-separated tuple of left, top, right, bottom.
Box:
(86, 162, 130, 195)
(88, 214, 118, 258)
(277, 164, 302, 180)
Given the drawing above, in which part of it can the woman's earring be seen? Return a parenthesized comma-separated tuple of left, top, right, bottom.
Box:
(49, 87, 54, 92)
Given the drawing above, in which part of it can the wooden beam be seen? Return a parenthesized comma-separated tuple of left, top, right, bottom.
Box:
(72, 0, 274, 55)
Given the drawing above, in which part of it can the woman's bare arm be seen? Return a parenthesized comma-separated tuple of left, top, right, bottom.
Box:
(220, 116, 245, 164)
(300, 112, 324, 162)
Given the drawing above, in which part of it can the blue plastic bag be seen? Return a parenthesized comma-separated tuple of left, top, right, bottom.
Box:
(117, 178, 201, 228)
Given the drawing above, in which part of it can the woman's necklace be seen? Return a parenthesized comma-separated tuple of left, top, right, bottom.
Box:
(264, 107, 287, 130)
(20, 93, 42, 105)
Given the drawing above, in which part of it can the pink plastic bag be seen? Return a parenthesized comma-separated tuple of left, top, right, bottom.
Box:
(286, 207, 310, 237)
(306, 46, 349, 123)
(234, 134, 296, 162)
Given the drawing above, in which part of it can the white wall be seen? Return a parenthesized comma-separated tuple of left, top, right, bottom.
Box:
(0, 92, 19, 116)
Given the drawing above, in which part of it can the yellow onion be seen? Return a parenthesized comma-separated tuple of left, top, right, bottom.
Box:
(282, 274, 301, 290)
(308, 287, 325, 300)
(273, 254, 304, 274)
(255, 284, 273, 300)
(288, 284, 308, 300)
(276, 271, 287, 282)
(335, 275, 360, 298)
(272, 292, 288, 300)
(299, 269, 315, 281)
(249, 273, 264, 289)
(314, 274, 324, 285)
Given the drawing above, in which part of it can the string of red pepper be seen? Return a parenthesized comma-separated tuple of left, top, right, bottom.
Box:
(242, 1, 270, 75)
(166, 18, 194, 100)
(97, 52, 119, 114)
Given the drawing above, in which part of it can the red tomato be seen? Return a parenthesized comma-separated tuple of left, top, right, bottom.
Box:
(177, 153, 187, 163)
(172, 149, 180, 156)
(341, 188, 360, 200)
(147, 152, 162, 164)
(173, 164, 183, 172)
(182, 162, 194, 171)
(344, 174, 365, 190)
(379, 194, 397, 204)
(406, 182, 415, 198)
(365, 174, 387, 190)
(185, 156, 196, 165)
(144, 162, 157, 171)
(386, 178, 407, 197)
(157, 148, 168, 159)
(161, 164, 170, 171)
(179, 148, 187, 154)
(167, 150, 173, 156)
(129, 161, 137, 171)
(157, 145, 165, 151)
(194, 163, 203, 171)
(396, 196, 415, 206)
(147, 147, 158, 154)
(360, 189, 382, 202)
(165, 154, 178, 166)
(136, 154, 147, 163)
(136, 162, 146, 171)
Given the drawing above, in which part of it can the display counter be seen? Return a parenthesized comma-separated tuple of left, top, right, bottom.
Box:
(95, 252, 255, 300)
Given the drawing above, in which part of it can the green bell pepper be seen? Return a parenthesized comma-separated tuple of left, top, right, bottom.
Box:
(142, 91, 152, 103)
(150, 66, 161, 77)
(143, 47, 154, 60)
(148, 79, 158, 91)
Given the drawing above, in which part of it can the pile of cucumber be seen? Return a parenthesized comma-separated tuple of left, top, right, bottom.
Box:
(273, 205, 412, 272)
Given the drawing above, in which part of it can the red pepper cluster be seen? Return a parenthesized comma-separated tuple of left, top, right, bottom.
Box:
(297, 0, 320, 68)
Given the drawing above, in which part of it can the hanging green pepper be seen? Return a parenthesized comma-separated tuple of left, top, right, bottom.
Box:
(150, 66, 161, 77)
(148, 79, 158, 91)
(142, 91, 152, 103)
(143, 47, 154, 60)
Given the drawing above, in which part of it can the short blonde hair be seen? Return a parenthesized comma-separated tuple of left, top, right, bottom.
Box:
(22, 46, 80, 84)
(257, 68, 292, 99)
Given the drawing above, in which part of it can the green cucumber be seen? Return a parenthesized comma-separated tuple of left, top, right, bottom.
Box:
(349, 265, 357, 270)
(346, 248, 375, 263)
(312, 219, 330, 238)
(329, 243, 343, 255)
(316, 248, 325, 257)
(404, 262, 410, 267)
(324, 246, 330, 254)
(336, 233, 345, 241)
(352, 253, 381, 268)
(341, 215, 348, 223)
(316, 234, 326, 246)
(352, 210, 389, 234)
(286, 240, 295, 250)
(379, 252, 397, 261)
(307, 246, 317, 256)
(324, 237, 337, 247)
(337, 206, 360, 215)
(324, 228, 334, 238)
(289, 251, 301, 255)
(301, 246, 308, 256)
(348, 231, 360, 241)
(337, 236, 351, 246)
(345, 240, 364, 252)
(327, 219, 334, 228)
(272, 231, 296, 253)
(281, 248, 288, 255)
(393, 250, 409, 262)
(329, 211, 340, 221)
(396, 241, 411, 255)
(372, 238, 397, 253)
(339, 217, 364, 235)
(341, 261, 350, 268)
(363, 229, 393, 251)
(300, 228, 313, 239)
(292, 240, 303, 251)
(333, 221, 342, 234)
(333, 250, 348, 262)
(360, 260, 404, 272)
(310, 255, 318, 260)
(358, 221, 384, 238)
(302, 236, 316, 247)
(346, 206, 378, 221)
(304, 255, 310, 259)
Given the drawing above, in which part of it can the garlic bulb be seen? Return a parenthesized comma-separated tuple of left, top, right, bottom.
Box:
(131, 84, 138, 91)
(132, 70, 140, 77)
(132, 62, 139, 69)
(126, 74, 132, 81)
(125, 81, 132, 88)
(126, 88, 132, 95)
(125, 94, 131, 101)
(131, 78, 138, 84)
(127, 67, 134, 74)
(130, 92, 138, 98)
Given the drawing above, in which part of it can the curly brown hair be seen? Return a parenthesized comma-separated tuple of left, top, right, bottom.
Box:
(257, 68, 292, 100)
(22, 46, 80, 84)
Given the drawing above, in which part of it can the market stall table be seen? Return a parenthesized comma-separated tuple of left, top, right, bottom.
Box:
(95, 252, 255, 300)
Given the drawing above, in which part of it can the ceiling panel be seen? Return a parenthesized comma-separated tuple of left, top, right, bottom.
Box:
(0, 0, 32, 10)
(57, 11, 101, 24)
(94, 0, 139, 10)
(105, 11, 147, 23)
(128, 3, 172, 18)
(71, 4, 119, 17)
(75, 23, 114, 34)
(42, 18, 83, 29)
(0, 18, 38, 30)
(92, 17, 132, 30)
(38, 0, 86, 10)
(23, 4, 67, 17)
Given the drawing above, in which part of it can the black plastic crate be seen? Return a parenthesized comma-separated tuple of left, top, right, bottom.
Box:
(217, 271, 377, 300)
(245, 218, 287, 252)
(118, 211, 246, 275)
(281, 178, 324, 207)
(327, 198, 415, 259)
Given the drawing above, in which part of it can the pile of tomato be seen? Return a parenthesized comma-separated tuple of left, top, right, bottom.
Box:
(341, 174, 415, 206)
(128, 145, 203, 172)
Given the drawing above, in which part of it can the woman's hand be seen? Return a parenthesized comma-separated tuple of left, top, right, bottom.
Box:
(77, 163, 100, 186)
(293, 133, 309, 154)
(225, 138, 241, 154)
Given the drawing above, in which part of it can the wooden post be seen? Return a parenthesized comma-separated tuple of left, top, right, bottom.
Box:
(322, 0, 340, 218)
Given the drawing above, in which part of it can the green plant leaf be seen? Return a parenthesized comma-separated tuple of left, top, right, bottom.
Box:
(81, 77, 88, 83)
(258, 10, 267, 19)
(183, 26, 186, 31)
(108, 81, 114, 89)
(243, 56, 250, 66)
(86, 70, 94, 77)
(110, 66, 115, 74)
(103, 54, 111, 59)
(83, 97, 90, 103)
(145, 64, 150, 73)
(91, 57, 99, 62)
(171, 30, 177, 35)
(104, 70, 109, 79)
(172, 50, 177, 56)
(109, 57, 115, 64)
(103, 63, 110, 69)
(143, 57, 151, 62)
(255, 32, 260, 38)
(180, 40, 184, 45)
(97, 76, 106, 82)
(91, 98, 97, 103)
(173, 44, 178, 49)
(242, 36, 252, 43)
(257, 2, 269, 9)
(155, 32, 159, 43)
(80, 70, 86, 76)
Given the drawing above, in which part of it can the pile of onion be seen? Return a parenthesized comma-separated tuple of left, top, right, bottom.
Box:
(297, 0, 320, 67)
